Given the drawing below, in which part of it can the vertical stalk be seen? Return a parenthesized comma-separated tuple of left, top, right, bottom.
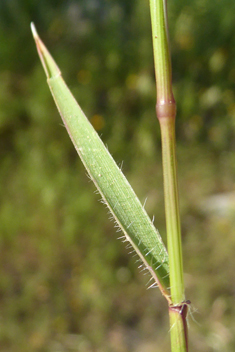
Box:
(149, 0, 188, 351)
(160, 117, 184, 304)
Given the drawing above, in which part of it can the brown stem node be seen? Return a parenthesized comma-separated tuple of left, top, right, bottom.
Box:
(156, 101, 176, 120)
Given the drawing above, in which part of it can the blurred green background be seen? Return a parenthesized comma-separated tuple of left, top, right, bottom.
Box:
(1, 0, 235, 351)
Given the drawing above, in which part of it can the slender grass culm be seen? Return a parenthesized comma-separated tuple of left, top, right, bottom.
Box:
(31, 0, 189, 351)
(149, 0, 188, 351)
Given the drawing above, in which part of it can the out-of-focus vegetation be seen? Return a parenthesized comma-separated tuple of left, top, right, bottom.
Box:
(1, 0, 235, 351)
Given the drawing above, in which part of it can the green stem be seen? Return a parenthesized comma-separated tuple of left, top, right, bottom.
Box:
(160, 117, 184, 304)
(149, 0, 175, 108)
(169, 302, 189, 352)
(149, 0, 188, 351)
(149, 0, 185, 306)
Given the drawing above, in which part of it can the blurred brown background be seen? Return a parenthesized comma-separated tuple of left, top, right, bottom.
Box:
(1, 0, 235, 351)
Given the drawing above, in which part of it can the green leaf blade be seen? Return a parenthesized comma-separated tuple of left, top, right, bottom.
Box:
(31, 23, 171, 301)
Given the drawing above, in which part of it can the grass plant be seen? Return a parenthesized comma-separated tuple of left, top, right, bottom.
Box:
(31, 0, 189, 350)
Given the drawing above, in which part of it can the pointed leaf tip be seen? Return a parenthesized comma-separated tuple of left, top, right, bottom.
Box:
(31, 24, 61, 80)
(30, 22, 38, 40)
